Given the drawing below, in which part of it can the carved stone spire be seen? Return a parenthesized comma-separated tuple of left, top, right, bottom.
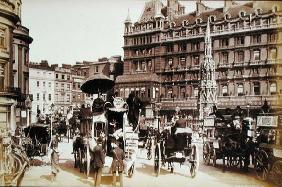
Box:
(198, 17, 217, 121)
(124, 9, 132, 24)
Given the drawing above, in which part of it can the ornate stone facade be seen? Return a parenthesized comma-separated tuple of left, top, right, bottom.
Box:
(119, 0, 282, 120)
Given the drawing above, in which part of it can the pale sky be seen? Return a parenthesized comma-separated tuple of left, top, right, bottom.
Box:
(22, 0, 223, 65)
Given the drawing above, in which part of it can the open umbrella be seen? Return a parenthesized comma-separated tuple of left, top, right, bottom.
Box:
(80, 73, 114, 94)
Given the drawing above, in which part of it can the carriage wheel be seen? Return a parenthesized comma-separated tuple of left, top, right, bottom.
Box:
(203, 142, 210, 165)
(190, 144, 198, 178)
(212, 148, 217, 167)
(271, 160, 282, 186)
(154, 143, 161, 177)
(254, 149, 269, 181)
(128, 164, 135, 178)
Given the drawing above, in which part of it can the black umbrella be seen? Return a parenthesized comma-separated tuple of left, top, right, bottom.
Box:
(80, 73, 114, 94)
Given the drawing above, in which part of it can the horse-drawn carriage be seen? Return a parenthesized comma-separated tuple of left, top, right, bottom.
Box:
(203, 112, 255, 170)
(72, 97, 138, 178)
(253, 112, 282, 186)
(22, 124, 50, 158)
(154, 118, 199, 177)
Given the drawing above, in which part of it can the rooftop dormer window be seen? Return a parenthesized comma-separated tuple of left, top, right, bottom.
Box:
(225, 13, 231, 20)
(239, 11, 246, 18)
(182, 20, 188, 26)
(256, 8, 262, 15)
(210, 16, 216, 22)
(196, 18, 203, 24)
(273, 5, 278, 13)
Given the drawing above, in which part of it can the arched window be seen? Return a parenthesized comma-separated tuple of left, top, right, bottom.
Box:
(270, 82, 277, 94)
(222, 85, 228, 96)
(239, 11, 246, 18)
(224, 13, 231, 20)
(196, 18, 202, 24)
(237, 83, 244, 96)
(210, 16, 216, 22)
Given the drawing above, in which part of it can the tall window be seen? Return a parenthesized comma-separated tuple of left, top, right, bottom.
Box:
(237, 51, 244, 62)
(270, 82, 277, 94)
(56, 83, 58, 88)
(95, 66, 99, 73)
(49, 94, 51, 101)
(191, 42, 200, 51)
(193, 87, 199, 97)
(222, 52, 228, 64)
(237, 84, 244, 96)
(56, 74, 58, 79)
(61, 83, 64, 88)
(270, 48, 277, 60)
(67, 75, 70, 80)
(49, 82, 51, 87)
(0, 30, 5, 48)
(235, 36, 244, 45)
(43, 94, 45, 101)
(268, 33, 278, 43)
(222, 85, 228, 96)
(37, 93, 39, 100)
(67, 84, 70, 90)
(254, 50, 261, 61)
(167, 87, 173, 98)
(254, 82, 260, 95)
(37, 81, 39, 87)
(252, 34, 261, 44)
(43, 81, 45, 87)
(220, 38, 229, 47)
(180, 87, 186, 98)
(62, 74, 65, 79)
(66, 94, 70, 102)
(193, 55, 200, 65)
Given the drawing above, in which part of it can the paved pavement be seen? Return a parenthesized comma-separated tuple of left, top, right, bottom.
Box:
(20, 137, 275, 187)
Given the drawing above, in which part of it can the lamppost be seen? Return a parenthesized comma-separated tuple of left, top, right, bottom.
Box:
(25, 95, 32, 127)
(155, 103, 162, 131)
(49, 103, 55, 139)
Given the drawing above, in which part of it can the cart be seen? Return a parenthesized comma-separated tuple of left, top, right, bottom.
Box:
(153, 119, 199, 178)
(254, 112, 282, 186)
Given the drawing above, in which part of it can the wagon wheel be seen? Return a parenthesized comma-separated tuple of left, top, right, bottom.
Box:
(203, 142, 210, 165)
(270, 160, 282, 186)
(212, 148, 217, 167)
(254, 149, 269, 181)
(154, 143, 161, 177)
(190, 144, 198, 178)
(128, 164, 135, 178)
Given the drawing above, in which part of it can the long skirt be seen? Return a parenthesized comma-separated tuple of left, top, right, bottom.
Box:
(51, 151, 59, 174)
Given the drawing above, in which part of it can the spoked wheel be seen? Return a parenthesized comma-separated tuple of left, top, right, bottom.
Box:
(203, 142, 210, 165)
(271, 160, 282, 186)
(190, 144, 198, 178)
(128, 164, 135, 178)
(212, 148, 217, 167)
(254, 149, 269, 181)
(154, 143, 161, 177)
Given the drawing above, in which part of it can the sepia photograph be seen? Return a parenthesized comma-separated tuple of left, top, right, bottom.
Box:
(0, 0, 281, 186)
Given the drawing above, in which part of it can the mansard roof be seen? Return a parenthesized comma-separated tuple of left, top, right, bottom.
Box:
(139, 0, 165, 23)
(168, 1, 276, 28)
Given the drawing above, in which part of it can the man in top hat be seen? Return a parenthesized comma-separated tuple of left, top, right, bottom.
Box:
(92, 137, 105, 187)
(111, 139, 125, 187)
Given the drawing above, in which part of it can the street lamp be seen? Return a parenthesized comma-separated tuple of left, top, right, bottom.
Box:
(50, 103, 55, 139)
(25, 95, 32, 127)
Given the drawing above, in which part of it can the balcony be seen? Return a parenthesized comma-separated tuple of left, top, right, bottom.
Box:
(217, 63, 232, 68)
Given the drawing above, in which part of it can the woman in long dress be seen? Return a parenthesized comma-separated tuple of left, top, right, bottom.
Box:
(49, 134, 60, 181)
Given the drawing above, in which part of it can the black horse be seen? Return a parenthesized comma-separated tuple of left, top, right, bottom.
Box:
(72, 135, 87, 172)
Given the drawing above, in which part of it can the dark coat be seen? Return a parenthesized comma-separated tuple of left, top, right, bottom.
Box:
(126, 95, 143, 125)
(111, 147, 125, 172)
(91, 144, 105, 169)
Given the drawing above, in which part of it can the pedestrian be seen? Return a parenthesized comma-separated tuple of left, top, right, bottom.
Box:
(110, 140, 125, 187)
(49, 133, 60, 181)
(92, 137, 105, 187)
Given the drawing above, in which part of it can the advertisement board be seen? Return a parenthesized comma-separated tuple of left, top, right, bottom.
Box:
(257, 116, 278, 127)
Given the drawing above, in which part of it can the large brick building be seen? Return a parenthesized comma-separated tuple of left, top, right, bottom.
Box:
(116, 0, 282, 121)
